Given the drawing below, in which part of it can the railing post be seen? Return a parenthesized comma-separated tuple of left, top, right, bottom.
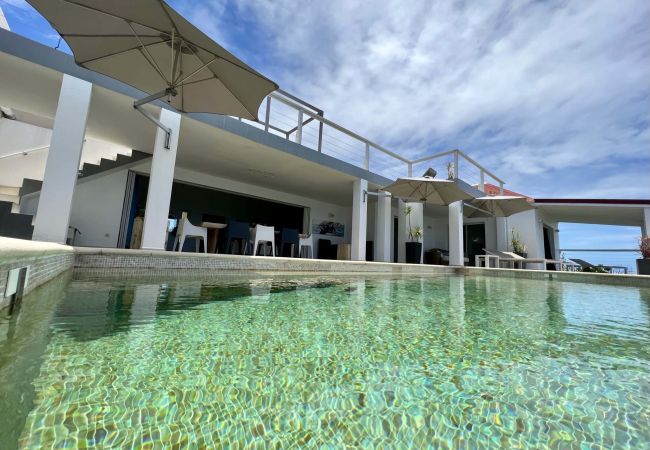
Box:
(499, 182, 504, 195)
(317, 113, 324, 153)
(480, 170, 485, 192)
(295, 109, 303, 144)
(408, 162, 413, 177)
(453, 150, 459, 178)
(364, 143, 370, 170)
(264, 97, 271, 132)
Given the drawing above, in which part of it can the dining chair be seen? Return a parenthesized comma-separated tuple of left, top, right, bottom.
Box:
(279, 228, 300, 257)
(251, 224, 276, 256)
(299, 234, 314, 259)
(172, 212, 207, 253)
(223, 219, 250, 255)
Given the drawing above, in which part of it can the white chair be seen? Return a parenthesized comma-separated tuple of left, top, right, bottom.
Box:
(299, 234, 314, 258)
(173, 212, 207, 253)
(251, 225, 276, 256)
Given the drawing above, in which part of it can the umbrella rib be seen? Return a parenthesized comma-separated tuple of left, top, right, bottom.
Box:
(57, 0, 276, 89)
(126, 20, 170, 86)
(176, 76, 214, 87)
(174, 56, 219, 87)
(61, 33, 162, 38)
(157, 1, 275, 86)
(76, 39, 171, 65)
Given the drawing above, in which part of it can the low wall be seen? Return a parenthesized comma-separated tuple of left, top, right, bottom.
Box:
(0, 237, 74, 309)
(73, 248, 457, 275)
(461, 266, 650, 288)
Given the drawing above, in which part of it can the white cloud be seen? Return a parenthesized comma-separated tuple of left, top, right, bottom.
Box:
(179, 0, 650, 198)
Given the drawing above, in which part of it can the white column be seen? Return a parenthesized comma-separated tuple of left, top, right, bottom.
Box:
(351, 178, 368, 261)
(496, 217, 508, 251)
(374, 190, 391, 262)
(32, 75, 92, 244)
(140, 109, 182, 250)
(643, 207, 650, 237)
(448, 201, 464, 266)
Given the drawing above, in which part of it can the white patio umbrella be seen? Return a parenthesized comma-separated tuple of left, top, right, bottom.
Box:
(27, 0, 278, 146)
(464, 195, 534, 218)
(382, 177, 475, 205)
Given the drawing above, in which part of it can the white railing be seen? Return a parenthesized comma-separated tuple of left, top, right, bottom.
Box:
(238, 90, 505, 192)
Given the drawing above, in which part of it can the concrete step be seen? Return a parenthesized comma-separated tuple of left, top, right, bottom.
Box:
(0, 185, 20, 196)
(0, 200, 34, 240)
(19, 178, 43, 198)
(0, 193, 19, 204)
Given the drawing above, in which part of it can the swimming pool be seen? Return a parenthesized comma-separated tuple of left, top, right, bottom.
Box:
(1, 273, 649, 448)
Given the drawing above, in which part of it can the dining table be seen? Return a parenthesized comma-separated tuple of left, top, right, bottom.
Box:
(200, 222, 227, 253)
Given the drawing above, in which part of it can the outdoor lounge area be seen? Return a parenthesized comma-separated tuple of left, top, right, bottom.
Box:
(1, 1, 650, 449)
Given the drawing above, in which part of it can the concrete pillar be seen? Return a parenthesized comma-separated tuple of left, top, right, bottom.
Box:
(33, 75, 92, 244)
(448, 201, 464, 266)
(496, 217, 508, 251)
(351, 178, 368, 261)
(643, 207, 650, 237)
(374, 190, 391, 262)
(140, 109, 182, 250)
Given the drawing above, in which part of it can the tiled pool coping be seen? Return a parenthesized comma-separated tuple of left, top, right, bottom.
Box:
(1, 237, 649, 309)
(0, 238, 74, 308)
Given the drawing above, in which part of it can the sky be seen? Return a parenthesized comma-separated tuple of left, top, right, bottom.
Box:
(1, 0, 649, 268)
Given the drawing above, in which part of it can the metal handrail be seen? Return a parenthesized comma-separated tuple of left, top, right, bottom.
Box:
(258, 90, 505, 187)
(0, 145, 49, 160)
(268, 92, 410, 164)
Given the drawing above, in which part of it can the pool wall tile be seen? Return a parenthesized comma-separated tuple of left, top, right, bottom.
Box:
(0, 237, 74, 309)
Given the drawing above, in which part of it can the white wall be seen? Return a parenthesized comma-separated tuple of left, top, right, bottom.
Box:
(0, 119, 133, 187)
(506, 209, 545, 268)
(20, 159, 356, 249)
(69, 170, 129, 247)
(424, 217, 448, 250)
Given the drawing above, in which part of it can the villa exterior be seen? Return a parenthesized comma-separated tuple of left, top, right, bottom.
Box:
(1, 26, 649, 271)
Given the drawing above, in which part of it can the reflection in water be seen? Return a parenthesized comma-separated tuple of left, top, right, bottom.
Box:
(1, 274, 649, 449)
(0, 272, 71, 450)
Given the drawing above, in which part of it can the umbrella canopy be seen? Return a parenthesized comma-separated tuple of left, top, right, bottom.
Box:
(465, 196, 534, 218)
(26, 0, 278, 120)
(382, 177, 475, 205)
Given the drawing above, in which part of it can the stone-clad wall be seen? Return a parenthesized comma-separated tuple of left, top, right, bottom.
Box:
(0, 238, 74, 309)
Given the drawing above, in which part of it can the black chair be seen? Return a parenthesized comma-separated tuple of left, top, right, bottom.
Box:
(279, 228, 300, 257)
(222, 220, 250, 255)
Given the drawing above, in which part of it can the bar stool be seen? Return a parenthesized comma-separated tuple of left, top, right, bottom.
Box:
(299, 234, 314, 258)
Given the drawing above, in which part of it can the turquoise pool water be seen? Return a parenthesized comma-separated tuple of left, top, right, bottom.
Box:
(1, 273, 649, 449)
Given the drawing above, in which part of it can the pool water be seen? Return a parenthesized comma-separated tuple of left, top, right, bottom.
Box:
(1, 273, 649, 449)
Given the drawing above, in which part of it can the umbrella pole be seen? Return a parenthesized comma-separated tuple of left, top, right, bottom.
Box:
(133, 88, 177, 149)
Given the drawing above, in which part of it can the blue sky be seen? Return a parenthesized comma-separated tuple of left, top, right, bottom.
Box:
(1, 0, 649, 268)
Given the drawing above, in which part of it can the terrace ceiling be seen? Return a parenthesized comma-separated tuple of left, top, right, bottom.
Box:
(0, 32, 391, 205)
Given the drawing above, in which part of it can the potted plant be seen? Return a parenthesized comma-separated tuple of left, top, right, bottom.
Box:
(636, 236, 650, 275)
(511, 228, 527, 258)
(404, 205, 423, 264)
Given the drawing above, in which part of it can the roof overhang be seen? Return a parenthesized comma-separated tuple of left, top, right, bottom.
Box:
(0, 28, 391, 205)
(533, 199, 650, 226)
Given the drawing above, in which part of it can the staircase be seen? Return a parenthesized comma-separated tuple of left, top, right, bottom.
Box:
(0, 149, 151, 240)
